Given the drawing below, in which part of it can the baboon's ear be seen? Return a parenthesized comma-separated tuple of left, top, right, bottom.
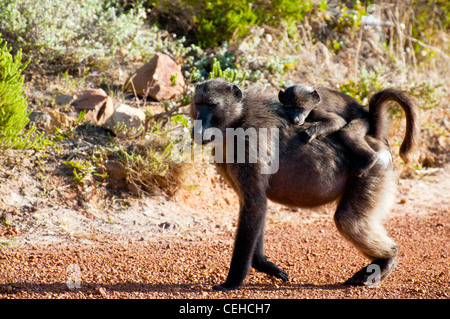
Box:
(278, 90, 287, 104)
(311, 90, 321, 103)
(232, 85, 243, 99)
(194, 82, 205, 94)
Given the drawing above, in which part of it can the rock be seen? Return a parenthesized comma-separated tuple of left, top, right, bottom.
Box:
(124, 52, 185, 101)
(70, 88, 114, 125)
(158, 221, 178, 230)
(28, 111, 52, 129)
(104, 160, 128, 186)
(0, 212, 13, 225)
(94, 286, 106, 296)
(108, 104, 146, 138)
(103, 160, 141, 194)
(46, 109, 73, 131)
(54, 94, 73, 106)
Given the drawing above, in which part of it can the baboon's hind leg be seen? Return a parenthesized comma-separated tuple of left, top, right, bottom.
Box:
(334, 167, 398, 286)
(340, 119, 379, 177)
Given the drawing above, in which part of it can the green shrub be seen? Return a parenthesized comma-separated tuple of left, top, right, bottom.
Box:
(337, 69, 383, 104)
(265, 0, 313, 26)
(0, 0, 188, 72)
(209, 58, 247, 84)
(190, 0, 263, 48)
(150, 0, 315, 48)
(0, 40, 39, 149)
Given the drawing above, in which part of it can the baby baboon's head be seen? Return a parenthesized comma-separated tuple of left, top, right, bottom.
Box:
(191, 78, 244, 144)
(278, 84, 321, 125)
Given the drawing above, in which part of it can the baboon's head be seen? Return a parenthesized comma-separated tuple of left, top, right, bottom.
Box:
(191, 78, 244, 145)
(278, 84, 320, 125)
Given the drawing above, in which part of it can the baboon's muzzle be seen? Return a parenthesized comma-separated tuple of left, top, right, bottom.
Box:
(292, 111, 306, 125)
(192, 106, 215, 145)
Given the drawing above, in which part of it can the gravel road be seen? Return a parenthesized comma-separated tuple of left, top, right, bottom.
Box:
(0, 166, 448, 299)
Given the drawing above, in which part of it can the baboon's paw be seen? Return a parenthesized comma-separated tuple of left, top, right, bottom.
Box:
(344, 257, 397, 286)
(275, 269, 289, 282)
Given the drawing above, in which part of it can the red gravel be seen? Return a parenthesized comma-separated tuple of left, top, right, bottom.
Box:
(1, 163, 449, 299)
(0, 208, 448, 299)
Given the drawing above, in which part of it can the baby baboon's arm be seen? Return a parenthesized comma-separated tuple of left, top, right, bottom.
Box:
(300, 110, 347, 143)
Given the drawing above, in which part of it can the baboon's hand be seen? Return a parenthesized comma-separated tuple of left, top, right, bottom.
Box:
(299, 128, 316, 144)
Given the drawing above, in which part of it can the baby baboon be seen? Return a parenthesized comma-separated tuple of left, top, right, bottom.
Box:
(191, 78, 417, 291)
(279, 84, 378, 176)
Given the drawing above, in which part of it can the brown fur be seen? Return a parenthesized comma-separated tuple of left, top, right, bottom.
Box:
(191, 78, 418, 290)
(279, 84, 418, 175)
(368, 88, 418, 163)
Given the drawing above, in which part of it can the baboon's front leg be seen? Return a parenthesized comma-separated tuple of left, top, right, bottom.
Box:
(252, 232, 289, 282)
(212, 194, 267, 291)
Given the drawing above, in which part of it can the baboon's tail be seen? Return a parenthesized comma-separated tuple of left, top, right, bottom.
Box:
(368, 89, 418, 163)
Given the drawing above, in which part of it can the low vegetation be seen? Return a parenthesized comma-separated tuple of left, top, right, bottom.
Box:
(0, 40, 42, 149)
(0, 0, 448, 201)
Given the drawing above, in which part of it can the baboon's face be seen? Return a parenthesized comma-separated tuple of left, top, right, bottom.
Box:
(278, 84, 321, 125)
(191, 78, 243, 145)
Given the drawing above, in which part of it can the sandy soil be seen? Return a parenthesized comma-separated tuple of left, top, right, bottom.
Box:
(0, 161, 449, 299)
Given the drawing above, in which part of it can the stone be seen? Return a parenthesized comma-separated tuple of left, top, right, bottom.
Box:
(158, 221, 178, 230)
(54, 94, 73, 106)
(103, 160, 128, 190)
(0, 212, 13, 225)
(46, 109, 73, 131)
(124, 53, 185, 101)
(108, 104, 146, 137)
(104, 160, 128, 180)
(28, 111, 52, 129)
(70, 88, 114, 125)
(94, 286, 106, 296)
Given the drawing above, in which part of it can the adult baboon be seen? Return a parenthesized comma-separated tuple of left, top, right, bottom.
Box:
(191, 78, 418, 291)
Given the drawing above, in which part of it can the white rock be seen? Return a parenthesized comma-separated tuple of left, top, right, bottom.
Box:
(109, 104, 146, 138)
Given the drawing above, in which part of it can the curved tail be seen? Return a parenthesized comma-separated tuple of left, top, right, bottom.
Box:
(368, 89, 418, 163)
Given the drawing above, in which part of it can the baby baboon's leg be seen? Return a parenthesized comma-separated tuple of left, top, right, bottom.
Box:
(301, 112, 347, 143)
(340, 119, 379, 176)
(252, 231, 289, 281)
(334, 168, 398, 286)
